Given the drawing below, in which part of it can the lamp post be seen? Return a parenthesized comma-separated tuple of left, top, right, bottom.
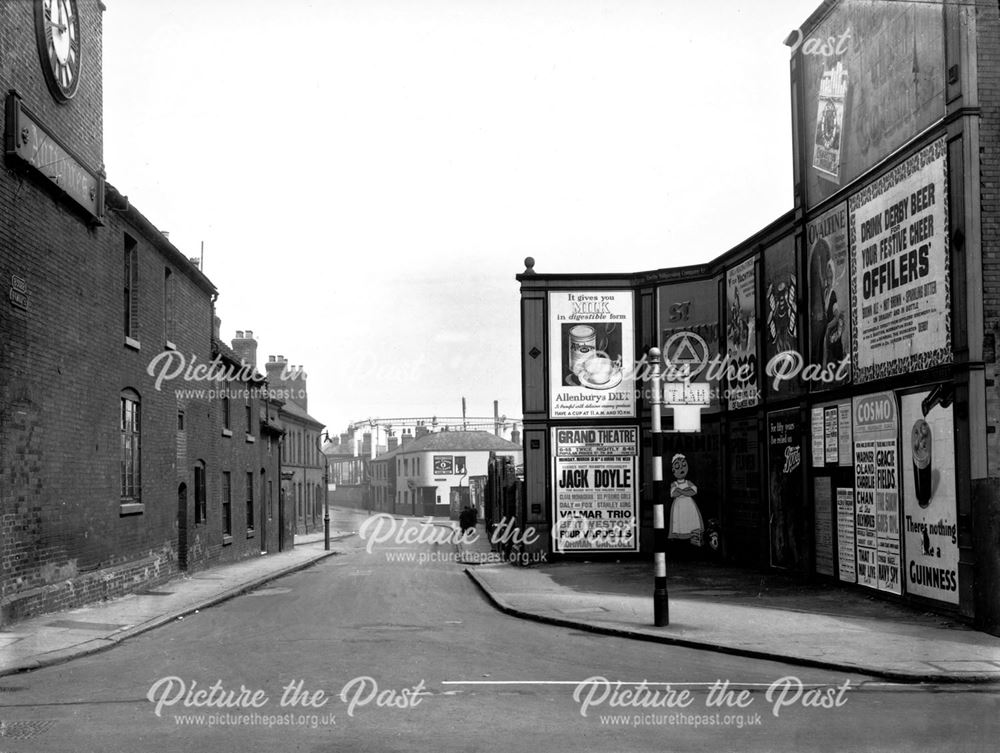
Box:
(318, 431, 331, 550)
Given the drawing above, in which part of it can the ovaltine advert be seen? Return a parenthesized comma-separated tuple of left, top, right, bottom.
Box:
(552, 426, 639, 553)
(850, 138, 951, 383)
(548, 291, 635, 419)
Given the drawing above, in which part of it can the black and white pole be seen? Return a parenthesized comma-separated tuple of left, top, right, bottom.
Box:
(649, 347, 669, 626)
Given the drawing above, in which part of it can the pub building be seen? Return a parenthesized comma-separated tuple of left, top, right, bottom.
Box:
(517, 0, 1000, 633)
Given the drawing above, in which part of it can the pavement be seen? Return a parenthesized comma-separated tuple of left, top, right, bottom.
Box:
(2, 507, 999, 685)
(0, 530, 352, 678)
(460, 529, 1000, 683)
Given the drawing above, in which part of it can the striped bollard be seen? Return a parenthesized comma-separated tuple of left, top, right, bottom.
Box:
(649, 347, 669, 626)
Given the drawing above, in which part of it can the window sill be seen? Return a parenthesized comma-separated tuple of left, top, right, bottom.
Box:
(245, 434, 256, 443)
(222, 535, 233, 546)
(222, 429, 233, 438)
(247, 530, 255, 539)
(124, 336, 141, 351)
(120, 501, 144, 515)
(165, 340, 177, 351)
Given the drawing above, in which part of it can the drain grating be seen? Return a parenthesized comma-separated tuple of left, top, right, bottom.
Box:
(0, 720, 55, 740)
(44, 620, 127, 632)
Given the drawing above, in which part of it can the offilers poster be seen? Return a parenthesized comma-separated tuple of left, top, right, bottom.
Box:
(849, 138, 951, 383)
(548, 291, 635, 419)
(551, 426, 639, 553)
(725, 257, 759, 409)
(852, 392, 902, 594)
(900, 391, 959, 604)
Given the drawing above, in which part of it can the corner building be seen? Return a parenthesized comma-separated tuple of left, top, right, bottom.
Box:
(518, 0, 1000, 634)
(0, 0, 281, 622)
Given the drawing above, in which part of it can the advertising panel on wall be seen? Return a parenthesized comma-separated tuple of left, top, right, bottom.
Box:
(763, 236, 802, 399)
(798, 0, 946, 208)
(551, 426, 639, 553)
(768, 409, 807, 571)
(726, 418, 762, 564)
(900, 390, 959, 604)
(853, 392, 902, 594)
(548, 291, 636, 419)
(725, 257, 759, 409)
(806, 202, 851, 388)
(837, 488, 857, 583)
(810, 400, 854, 469)
(850, 138, 951, 383)
(814, 477, 835, 577)
(657, 278, 721, 412)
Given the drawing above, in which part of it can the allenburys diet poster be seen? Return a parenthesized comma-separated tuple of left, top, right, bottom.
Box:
(552, 426, 639, 553)
(548, 291, 635, 419)
(850, 138, 951, 383)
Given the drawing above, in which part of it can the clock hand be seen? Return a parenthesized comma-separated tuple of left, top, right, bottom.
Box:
(46, 19, 68, 32)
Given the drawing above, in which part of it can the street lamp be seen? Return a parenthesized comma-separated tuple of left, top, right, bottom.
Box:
(318, 431, 332, 550)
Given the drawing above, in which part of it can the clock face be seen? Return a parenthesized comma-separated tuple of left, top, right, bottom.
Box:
(35, 0, 82, 102)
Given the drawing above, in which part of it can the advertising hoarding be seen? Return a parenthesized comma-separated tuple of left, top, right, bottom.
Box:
(798, 0, 946, 208)
(551, 426, 639, 553)
(548, 291, 636, 419)
(849, 138, 951, 383)
(768, 409, 807, 570)
(900, 391, 959, 604)
(806, 202, 851, 388)
(852, 392, 902, 594)
(657, 278, 721, 412)
(725, 257, 759, 409)
(763, 236, 802, 398)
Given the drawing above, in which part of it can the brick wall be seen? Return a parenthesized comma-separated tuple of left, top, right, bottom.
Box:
(979, 1, 1000, 477)
(0, 0, 103, 174)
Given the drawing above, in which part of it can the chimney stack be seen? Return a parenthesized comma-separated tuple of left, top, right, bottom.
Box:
(231, 329, 259, 372)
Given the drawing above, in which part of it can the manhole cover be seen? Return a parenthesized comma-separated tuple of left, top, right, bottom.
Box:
(0, 720, 55, 739)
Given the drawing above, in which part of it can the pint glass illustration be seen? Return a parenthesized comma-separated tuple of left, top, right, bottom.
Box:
(911, 418, 932, 508)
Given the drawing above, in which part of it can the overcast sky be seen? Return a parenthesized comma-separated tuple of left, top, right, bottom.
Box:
(102, 0, 821, 437)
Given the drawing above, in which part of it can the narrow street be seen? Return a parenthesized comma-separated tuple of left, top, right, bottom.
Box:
(0, 509, 995, 752)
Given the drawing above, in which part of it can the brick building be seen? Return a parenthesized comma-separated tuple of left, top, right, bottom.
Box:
(517, 0, 1000, 633)
(264, 355, 326, 535)
(0, 0, 285, 623)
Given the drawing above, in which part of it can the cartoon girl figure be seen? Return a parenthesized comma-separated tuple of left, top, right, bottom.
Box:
(669, 454, 704, 546)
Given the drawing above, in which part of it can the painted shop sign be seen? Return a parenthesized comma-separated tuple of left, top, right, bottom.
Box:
(548, 291, 635, 419)
(551, 426, 638, 553)
(849, 138, 951, 383)
(725, 257, 759, 409)
(5, 95, 104, 220)
(900, 391, 959, 604)
(852, 392, 901, 595)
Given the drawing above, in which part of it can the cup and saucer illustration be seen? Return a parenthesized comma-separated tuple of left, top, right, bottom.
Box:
(575, 355, 623, 390)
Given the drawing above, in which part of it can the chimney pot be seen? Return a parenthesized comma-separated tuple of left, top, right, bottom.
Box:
(246, 330, 253, 339)
(236, 330, 244, 339)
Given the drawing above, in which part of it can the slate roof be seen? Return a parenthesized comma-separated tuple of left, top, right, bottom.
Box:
(396, 430, 521, 454)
